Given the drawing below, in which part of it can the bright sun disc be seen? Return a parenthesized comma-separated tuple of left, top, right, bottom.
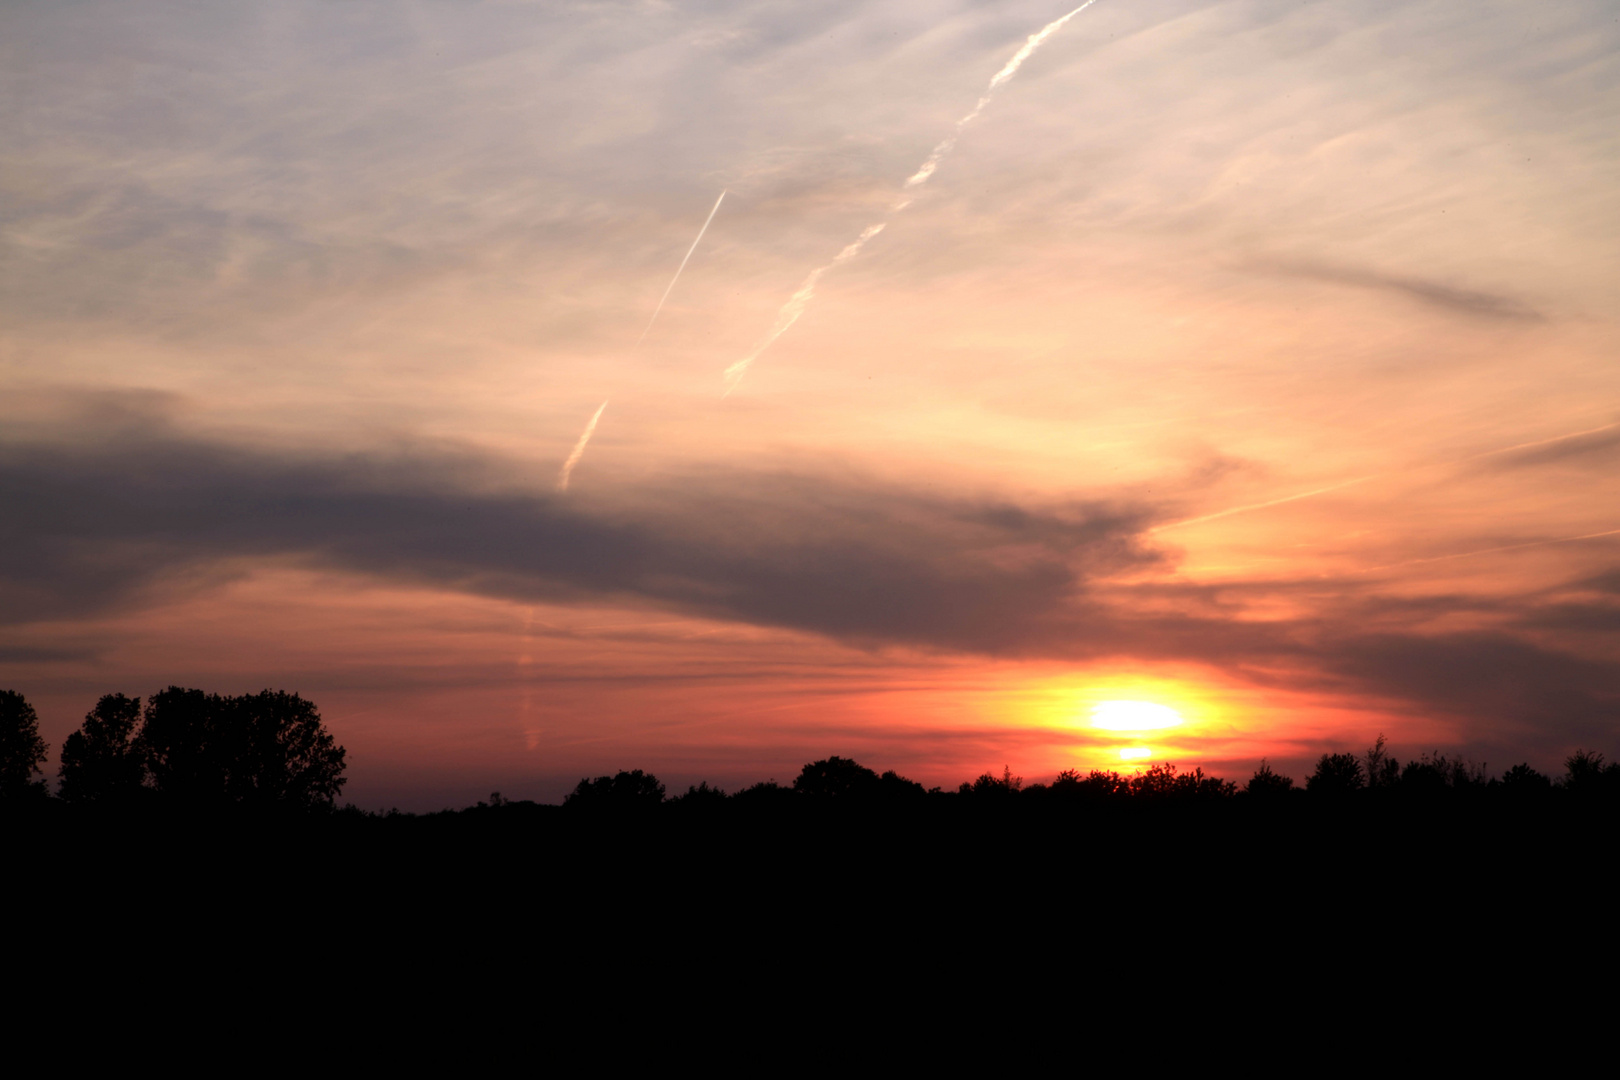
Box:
(1119, 747, 1153, 760)
(1091, 700, 1184, 731)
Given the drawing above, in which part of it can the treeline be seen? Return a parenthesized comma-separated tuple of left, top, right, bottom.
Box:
(549, 740, 1620, 816)
(5, 687, 1619, 816)
(0, 688, 346, 808)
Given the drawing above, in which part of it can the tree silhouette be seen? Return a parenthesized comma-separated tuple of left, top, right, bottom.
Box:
(960, 766, 1022, 797)
(58, 693, 147, 803)
(229, 690, 347, 807)
(730, 779, 797, 807)
(1049, 768, 1131, 800)
(1498, 763, 1552, 792)
(1244, 759, 1295, 797)
(676, 781, 728, 803)
(136, 687, 225, 801)
(1364, 735, 1400, 789)
(875, 770, 926, 799)
(1307, 752, 1364, 795)
(1131, 762, 1236, 800)
(794, 756, 880, 797)
(565, 769, 666, 810)
(1398, 752, 1486, 794)
(135, 687, 346, 809)
(0, 689, 49, 799)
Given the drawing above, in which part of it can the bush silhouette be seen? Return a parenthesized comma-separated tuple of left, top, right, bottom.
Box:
(960, 766, 1022, 797)
(1307, 753, 1364, 795)
(675, 781, 728, 803)
(1563, 750, 1620, 796)
(1131, 762, 1236, 800)
(794, 756, 880, 797)
(788, 757, 926, 801)
(565, 769, 666, 810)
(875, 769, 926, 799)
(1396, 752, 1485, 795)
(58, 694, 147, 803)
(1498, 763, 1552, 792)
(0, 689, 49, 799)
(1244, 759, 1295, 797)
(1050, 769, 1131, 800)
(730, 780, 795, 806)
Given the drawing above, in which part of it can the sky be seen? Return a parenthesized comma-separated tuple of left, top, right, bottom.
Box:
(3, 0, 1618, 808)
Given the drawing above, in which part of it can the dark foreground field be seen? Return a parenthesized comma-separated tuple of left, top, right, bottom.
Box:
(12, 791, 1616, 952)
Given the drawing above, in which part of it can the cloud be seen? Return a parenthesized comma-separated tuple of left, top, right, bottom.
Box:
(5, 411, 1619, 753)
(1256, 259, 1544, 322)
(0, 418, 1161, 652)
(1311, 630, 1620, 748)
(1580, 571, 1620, 595)
(1519, 603, 1620, 635)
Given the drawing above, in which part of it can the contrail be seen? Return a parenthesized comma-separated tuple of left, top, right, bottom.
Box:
(639, 190, 727, 346)
(1150, 475, 1381, 533)
(1356, 526, 1620, 575)
(898, 0, 1100, 203)
(556, 400, 608, 492)
(1453, 420, 1620, 464)
(1155, 418, 1620, 532)
(724, 1, 1099, 394)
(559, 193, 727, 493)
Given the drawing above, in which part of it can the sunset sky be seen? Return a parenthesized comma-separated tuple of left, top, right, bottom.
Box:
(4, 0, 1617, 808)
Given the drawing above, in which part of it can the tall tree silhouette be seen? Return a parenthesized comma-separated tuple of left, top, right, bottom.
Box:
(58, 693, 146, 803)
(136, 687, 346, 809)
(1364, 735, 1400, 789)
(0, 689, 49, 799)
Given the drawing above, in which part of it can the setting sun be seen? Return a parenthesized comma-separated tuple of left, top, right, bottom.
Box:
(1092, 701, 1184, 731)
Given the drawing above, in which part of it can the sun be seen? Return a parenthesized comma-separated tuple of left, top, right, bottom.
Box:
(1091, 700, 1185, 731)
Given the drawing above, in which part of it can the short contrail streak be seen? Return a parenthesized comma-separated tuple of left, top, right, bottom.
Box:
(1151, 476, 1380, 533)
(724, 1, 1099, 394)
(639, 190, 727, 346)
(556, 400, 608, 492)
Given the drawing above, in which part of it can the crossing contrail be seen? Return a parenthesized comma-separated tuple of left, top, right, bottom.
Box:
(559, 192, 727, 493)
(556, 400, 608, 492)
(1154, 419, 1620, 532)
(1356, 526, 1620, 575)
(1150, 475, 1381, 533)
(723, 1, 1099, 394)
(639, 190, 727, 346)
